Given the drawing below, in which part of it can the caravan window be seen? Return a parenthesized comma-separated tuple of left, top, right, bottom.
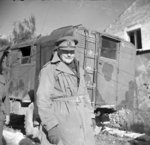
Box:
(19, 46, 31, 64)
(101, 36, 119, 60)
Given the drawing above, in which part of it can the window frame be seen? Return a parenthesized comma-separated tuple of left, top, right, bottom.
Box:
(19, 46, 31, 64)
(127, 28, 142, 50)
(100, 36, 120, 60)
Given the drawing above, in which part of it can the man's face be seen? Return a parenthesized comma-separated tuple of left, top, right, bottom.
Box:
(58, 49, 75, 64)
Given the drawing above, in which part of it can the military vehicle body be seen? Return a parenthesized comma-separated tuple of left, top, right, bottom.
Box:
(1, 40, 37, 115)
(35, 25, 137, 111)
(1, 25, 137, 116)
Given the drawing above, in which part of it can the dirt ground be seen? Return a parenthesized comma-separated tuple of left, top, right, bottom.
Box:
(94, 108, 150, 145)
(3, 126, 150, 145)
(5, 112, 150, 145)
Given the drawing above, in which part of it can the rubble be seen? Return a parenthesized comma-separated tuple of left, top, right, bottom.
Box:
(94, 107, 150, 145)
(103, 127, 146, 139)
(95, 126, 150, 145)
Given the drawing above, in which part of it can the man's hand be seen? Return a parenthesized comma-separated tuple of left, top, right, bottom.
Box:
(48, 125, 60, 144)
(5, 115, 10, 125)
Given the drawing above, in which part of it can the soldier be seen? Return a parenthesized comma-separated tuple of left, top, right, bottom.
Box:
(36, 36, 95, 145)
(0, 50, 10, 145)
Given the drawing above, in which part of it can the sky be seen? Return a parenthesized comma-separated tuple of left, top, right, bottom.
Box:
(0, 0, 135, 38)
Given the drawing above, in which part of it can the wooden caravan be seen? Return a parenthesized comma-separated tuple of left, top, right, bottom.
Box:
(2, 25, 136, 114)
(36, 25, 137, 110)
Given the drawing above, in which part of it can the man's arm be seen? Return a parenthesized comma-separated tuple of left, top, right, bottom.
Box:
(36, 64, 59, 131)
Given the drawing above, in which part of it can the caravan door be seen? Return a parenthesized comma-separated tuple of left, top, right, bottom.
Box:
(96, 36, 120, 108)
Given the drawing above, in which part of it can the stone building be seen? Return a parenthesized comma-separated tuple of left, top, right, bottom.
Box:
(105, 0, 150, 134)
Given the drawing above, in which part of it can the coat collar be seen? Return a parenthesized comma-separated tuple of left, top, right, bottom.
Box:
(51, 52, 75, 75)
(51, 51, 60, 63)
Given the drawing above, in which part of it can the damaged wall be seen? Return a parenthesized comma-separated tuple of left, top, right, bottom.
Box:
(105, 0, 150, 134)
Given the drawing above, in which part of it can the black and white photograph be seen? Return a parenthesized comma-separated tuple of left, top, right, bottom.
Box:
(0, 0, 150, 145)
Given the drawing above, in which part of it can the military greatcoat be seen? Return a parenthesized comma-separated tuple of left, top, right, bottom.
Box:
(36, 52, 95, 145)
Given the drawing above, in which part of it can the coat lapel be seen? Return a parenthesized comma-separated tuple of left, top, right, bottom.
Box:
(56, 62, 75, 75)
